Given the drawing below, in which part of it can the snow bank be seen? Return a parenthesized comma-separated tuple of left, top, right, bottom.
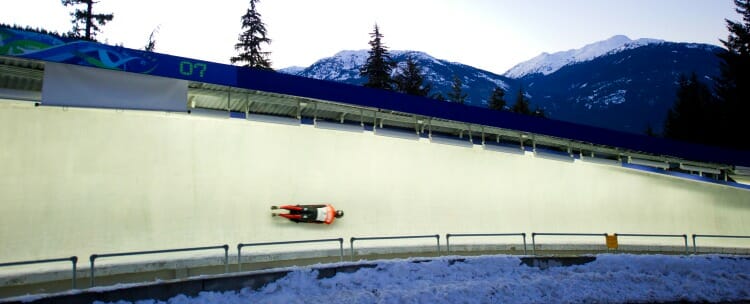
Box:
(97, 254, 750, 304)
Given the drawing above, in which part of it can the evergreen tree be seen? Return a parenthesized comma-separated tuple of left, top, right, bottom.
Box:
(0, 23, 70, 39)
(488, 86, 506, 111)
(360, 24, 395, 90)
(447, 75, 468, 104)
(61, 0, 113, 40)
(664, 73, 715, 144)
(393, 57, 431, 96)
(645, 123, 657, 137)
(512, 87, 531, 115)
(532, 106, 547, 118)
(431, 92, 446, 101)
(144, 26, 159, 52)
(230, 0, 272, 70)
(715, 0, 750, 149)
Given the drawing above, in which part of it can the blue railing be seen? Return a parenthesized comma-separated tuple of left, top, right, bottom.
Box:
(350, 235, 441, 259)
(3, 232, 750, 294)
(237, 238, 344, 272)
(445, 233, 527, 255)
(0, 256, 77, 289)
(531, 232, 607, 255)
(89, 245, 228, 287)
(615, 233, 688, 255)
(692, 234, 750, 254)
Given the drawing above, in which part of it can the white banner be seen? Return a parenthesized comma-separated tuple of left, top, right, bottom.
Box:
(42, 62, 187, 111)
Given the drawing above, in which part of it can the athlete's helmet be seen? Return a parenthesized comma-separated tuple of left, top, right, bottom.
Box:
(335, 210, 344, 218)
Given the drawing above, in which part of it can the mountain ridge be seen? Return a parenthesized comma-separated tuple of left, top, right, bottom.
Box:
(284, 49, 513, 107)
(503, 35, 665, 78)
(279, 37, 723, 135)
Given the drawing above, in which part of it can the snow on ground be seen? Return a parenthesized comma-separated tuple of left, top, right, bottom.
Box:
(98, 254, 750, 304)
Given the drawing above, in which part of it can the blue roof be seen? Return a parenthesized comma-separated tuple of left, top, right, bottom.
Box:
(1, 25, 748, 167)
(239, 69, 750, 166)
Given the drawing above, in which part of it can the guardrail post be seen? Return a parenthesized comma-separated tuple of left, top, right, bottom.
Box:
(350, 237, 356, 260)
(338, 238, 344, 262)
(223, 244, 229, 273)
(237, 244, 243, 272)
(435, 234, 441, 255)
(89, 254, 98, 287)
(692, 234, 697, 254)
(446, 234, 452, 252)
(531, 233, 536, 255)
(522, 233, 527, 255)
(682, 234, 688, 255)
(70, 256, 77, 289)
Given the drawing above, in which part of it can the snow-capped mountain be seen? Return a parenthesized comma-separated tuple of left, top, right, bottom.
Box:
(280, 37, 722, 135)
(278, 66, 305, 75)
(504, 35, 664, 78)
(283, 50, 369, 82)
(524, 41, 722, 134)
(282, 50, 513, 107)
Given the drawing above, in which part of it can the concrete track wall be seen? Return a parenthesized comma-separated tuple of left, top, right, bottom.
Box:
(1, 101, 749, 265)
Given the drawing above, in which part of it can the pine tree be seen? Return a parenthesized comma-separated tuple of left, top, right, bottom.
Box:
(532, 106, 547, 118)
(644, 123, 657, 137)
(61, 0, 113, 40)
(144, 26, 159, 52)
(512, 87, 531, 115)
(431, 92, 446, 101)
(715, 0, 750, 149)
(664, 73, 715, 144)
(0, 23, 71, 39)
(230, 0, 272, 70)
(393, 57, 431, 96)
(447, 75, 468, 104)
(488, 86, 506, 110)
(360, 24, 395, 90)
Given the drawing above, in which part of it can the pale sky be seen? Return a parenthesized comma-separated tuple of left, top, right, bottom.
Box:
(2, 0, 741, 74)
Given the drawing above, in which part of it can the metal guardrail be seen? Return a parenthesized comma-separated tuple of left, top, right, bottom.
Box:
(237, 238, 344, 272)
(615, 233, 689, 255)
(692, 234, 750, 254)
(4, 232, 750, 294)
(0, 256, 78, 289)
(531, 232, 607, 255)
(350, 235, 440, 260)
(89, 245, 228, 287)
(445, 233, 527, 255)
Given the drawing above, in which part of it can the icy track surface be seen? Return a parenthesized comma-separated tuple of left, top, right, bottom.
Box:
(100, 254, 750, 304)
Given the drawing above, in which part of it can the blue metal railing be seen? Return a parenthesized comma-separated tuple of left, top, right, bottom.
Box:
(614, 233, 689, 255)
(531, 232, 607, 255)
(4, 231, 750, 296)
(692, 234, 750, 254)
(89, 244, 228, 287)
(445, 233, 527, 255)
(350, 235, 440, 260)
(0, 256, 78, 289)
(237, 238, 344, 272)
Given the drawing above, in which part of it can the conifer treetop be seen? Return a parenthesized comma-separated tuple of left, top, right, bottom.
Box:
(360, 24, 395, 90)
(230, 0, 273, 70)
(61, 0, 113, 40)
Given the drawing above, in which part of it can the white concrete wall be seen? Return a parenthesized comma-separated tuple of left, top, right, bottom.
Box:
(1, 102, 750, 264)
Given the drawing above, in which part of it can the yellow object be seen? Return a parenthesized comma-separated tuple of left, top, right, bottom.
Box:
(606, 234, 619, 249)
